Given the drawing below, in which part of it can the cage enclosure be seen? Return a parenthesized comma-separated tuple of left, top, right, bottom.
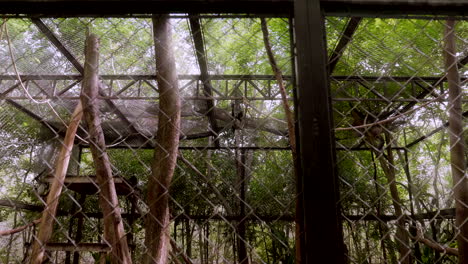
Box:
(0, 1, 466, 264)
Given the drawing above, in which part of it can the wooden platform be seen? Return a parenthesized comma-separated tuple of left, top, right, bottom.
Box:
(41, 175, 138, 195)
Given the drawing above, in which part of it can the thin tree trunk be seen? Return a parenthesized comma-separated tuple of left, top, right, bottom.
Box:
(144, 15, 181, 264)
(29, 102, 83, 264)
(371, 152, 392, 263)
(373, 132, 411, 264)
(236, 149, 248, 264)
(72, 194, 86, 264)
(398, 149, 422, 262)
(260, 18, 296, 155)
(364, 222, 373, 264)
(199, 224, 204, 264)
(260, 18, 300, 264)
(186, 218, 192, 258)
(443, 19, 468, 264)
(80, 34, 132, 264)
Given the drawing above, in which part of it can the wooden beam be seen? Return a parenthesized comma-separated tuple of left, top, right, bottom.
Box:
(40, 175, 137, 195)
(45, 243, 110, 252)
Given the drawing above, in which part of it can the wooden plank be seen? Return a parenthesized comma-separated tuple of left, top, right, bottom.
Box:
(29, 102, 83, 264)
(294, 0, 345, 263)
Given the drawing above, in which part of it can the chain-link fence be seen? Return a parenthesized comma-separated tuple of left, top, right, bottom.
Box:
(330, 17, 467, 264)
(0, 8, 466, 264)
(0, 16, 296, 263)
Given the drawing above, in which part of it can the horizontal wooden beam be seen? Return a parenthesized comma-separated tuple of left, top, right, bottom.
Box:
(40, 175, 137, 195)
(46, 243, 110, 252)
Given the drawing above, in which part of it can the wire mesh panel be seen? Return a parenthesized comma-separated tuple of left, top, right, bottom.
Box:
(0, 16, 296, 263)
(329, 16, 467, 263)
(0, 5, 466, 264)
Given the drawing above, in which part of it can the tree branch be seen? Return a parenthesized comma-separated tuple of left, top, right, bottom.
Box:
(0, 219, 40, 236)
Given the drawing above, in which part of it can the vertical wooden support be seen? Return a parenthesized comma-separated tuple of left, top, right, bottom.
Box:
(80, 34, 132, 264)
(293, 0, 345, 263)
(443, 20, 468, 264)
(29, 102, 83, 264)
(144, 15, 181, 264)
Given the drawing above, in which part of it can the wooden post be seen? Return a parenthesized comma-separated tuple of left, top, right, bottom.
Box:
(144, 15, 181, 264)
(29, 102, 83, 264)
(80, 34, 132, 264)
(443, 20, 468, 264)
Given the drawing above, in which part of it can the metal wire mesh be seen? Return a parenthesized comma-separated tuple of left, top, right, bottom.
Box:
(0, 16, 295, 263)
(330, 16, 467, 264)
(0, 11, 466, 264)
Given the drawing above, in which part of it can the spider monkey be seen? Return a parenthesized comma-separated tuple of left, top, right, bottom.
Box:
(351, 109, 385, 150)
(231, 101, 243, 133)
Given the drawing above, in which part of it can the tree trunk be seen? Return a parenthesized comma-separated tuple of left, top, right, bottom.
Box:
(236, 149, 248, 264)
(373, 132, 411, 264)
(144, 14, 181, 264)
(443, 19, 468, 264)
(260, 18, 302, 264)
(72, 194, 86, 264)
(80, 34, 132, 264)
(29, 102, 83, 264)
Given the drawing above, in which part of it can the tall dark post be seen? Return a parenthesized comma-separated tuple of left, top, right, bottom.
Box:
(293, 0, 345, 263)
